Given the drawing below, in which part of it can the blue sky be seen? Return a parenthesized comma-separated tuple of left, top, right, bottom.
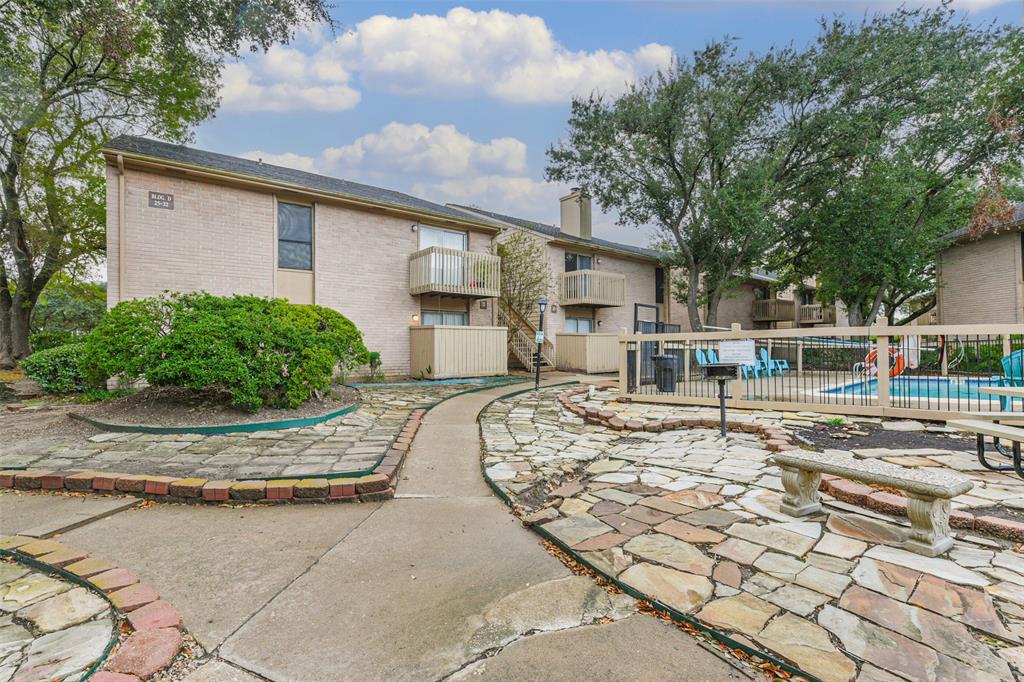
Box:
(193, 0, 1023, 247)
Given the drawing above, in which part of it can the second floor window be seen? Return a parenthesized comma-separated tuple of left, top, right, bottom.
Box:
(655, 268, 665, 304)
(278, 202, 313, 271)
(565, 252, 593, 272)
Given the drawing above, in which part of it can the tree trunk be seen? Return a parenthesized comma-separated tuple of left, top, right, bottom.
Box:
(845, 302, 864, 327)
(705, 286, 723, 329)
(0, 291, 12, 369)
(10, 295, 32, 359)
(685, 269, 704, 332)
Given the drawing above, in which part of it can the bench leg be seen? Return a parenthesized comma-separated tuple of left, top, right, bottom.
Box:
(905, 494, 953, 557)
(779, 465, 822, 516)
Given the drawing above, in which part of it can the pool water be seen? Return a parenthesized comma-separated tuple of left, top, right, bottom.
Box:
(824, 376, 1002, 399)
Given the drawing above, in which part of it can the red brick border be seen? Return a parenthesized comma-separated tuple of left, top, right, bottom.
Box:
(560, 388, 1024, 543)
(0, 409, 426, 506)
(0, 535, 186, 681)
(558, 387, 798, 451)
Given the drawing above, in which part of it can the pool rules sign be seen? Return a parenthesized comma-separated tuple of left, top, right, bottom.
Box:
(718, 339, 756, 366)
(148, 191, 174, 210)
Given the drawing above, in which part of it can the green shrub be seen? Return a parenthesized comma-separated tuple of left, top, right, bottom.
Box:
(81, 292, 368, 411)
(21, 343, 91, 395)
(30, 330, 76, 351)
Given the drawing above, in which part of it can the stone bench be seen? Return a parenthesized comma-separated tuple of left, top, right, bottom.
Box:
(772, 450, 973, 557)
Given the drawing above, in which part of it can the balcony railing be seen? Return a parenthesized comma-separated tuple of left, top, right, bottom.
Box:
(409, 247, 500, 298)
(798, 303, 837, 325)
(752, 298, 796, 322)
(559, 269, 626, 307)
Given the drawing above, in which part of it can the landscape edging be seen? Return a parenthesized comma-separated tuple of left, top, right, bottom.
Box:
(0, 537, 188, 681)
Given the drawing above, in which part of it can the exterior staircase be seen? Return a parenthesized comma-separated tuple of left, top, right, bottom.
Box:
(497, 304, 555, 373)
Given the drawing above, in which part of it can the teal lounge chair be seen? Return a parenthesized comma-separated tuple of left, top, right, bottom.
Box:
(999, 349, 1024, 411)
(759, 348, 789, 376)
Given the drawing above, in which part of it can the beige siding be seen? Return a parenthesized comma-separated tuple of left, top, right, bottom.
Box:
(938, 231, 1023, 325)
(409, 326, 507, 378)
(556, 333, 619, 373)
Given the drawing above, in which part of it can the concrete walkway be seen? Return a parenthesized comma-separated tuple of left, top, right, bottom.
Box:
(1, 380, 744, 681)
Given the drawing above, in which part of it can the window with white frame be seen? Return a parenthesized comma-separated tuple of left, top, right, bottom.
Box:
(564, 317, 594, 333)
(422, 310, 468, 326)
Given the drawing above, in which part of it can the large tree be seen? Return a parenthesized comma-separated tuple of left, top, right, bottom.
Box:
(548, 42, 794, 329)
(0, 0, 332, 366)
(777, 6, 1024, 325)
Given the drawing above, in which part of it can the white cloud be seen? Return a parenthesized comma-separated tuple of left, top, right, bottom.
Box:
(238, 122, 654, 247)
(326, 8, 674, 104)
(220, 46, 361, 112)
(221, 8, 673, 109)
(322, 123, 527, 177)
(238, 150, 318, 173)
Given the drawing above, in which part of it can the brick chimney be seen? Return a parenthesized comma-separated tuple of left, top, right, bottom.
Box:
(560, 189, 592, 240)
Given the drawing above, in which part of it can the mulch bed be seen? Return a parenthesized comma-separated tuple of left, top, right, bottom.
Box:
(74, 384, 359, 428)
(797, 420, 973, 452)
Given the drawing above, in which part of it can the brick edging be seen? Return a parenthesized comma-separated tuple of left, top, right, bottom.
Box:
(0, 409, 426, 505)
(558, 388, 1024, 543)
(557, 387, 798, 451)
(1, 535, 186, 681)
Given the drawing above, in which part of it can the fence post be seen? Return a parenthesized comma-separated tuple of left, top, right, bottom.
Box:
(684, 341, 691, 383)
(941, 334, 949, 377)
(730, 323, 743, 402)
(876, 331, 890, 409)
(1004, 334, 1012, 359)
(618, 329, 628, 393)
(797, 340, 804, 376)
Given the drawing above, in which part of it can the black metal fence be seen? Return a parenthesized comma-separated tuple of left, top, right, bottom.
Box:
(622, 327, 1024, 415)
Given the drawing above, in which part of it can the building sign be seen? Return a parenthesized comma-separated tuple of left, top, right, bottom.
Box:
(717, 339, 756, 365)
(148, 191, 174, 210)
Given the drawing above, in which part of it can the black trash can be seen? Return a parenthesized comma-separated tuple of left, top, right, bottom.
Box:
(652, 354, 678, 393)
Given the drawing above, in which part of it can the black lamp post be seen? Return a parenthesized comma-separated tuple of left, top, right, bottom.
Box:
(535, 297, 548, 391)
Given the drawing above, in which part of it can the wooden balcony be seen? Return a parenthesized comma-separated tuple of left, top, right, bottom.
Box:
(752, 298, 796, 322)
(409, 325, 508, 379)
(798, 303, 837, 325)
(559, 269, 626, 307)
(409, 247, 500, 298)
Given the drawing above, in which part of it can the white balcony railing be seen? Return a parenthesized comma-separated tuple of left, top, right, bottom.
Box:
(409, 247, 500, 298)
(559, 269, 626, 307)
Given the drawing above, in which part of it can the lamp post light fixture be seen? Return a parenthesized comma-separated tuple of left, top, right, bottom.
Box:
(535, 297, 548, 391)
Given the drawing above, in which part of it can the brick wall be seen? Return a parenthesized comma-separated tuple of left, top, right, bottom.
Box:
(107, 165, 275, 308)
(938, 231, 1023, 324)
(107, 165, 496, 377)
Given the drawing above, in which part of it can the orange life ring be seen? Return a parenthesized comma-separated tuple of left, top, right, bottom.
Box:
(864, 348, 907, 378)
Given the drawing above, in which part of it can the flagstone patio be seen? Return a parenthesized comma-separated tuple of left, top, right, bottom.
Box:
(480, 386, 1024, 681)
(0, 556, 115, 681)
(0, 383, 479, 481)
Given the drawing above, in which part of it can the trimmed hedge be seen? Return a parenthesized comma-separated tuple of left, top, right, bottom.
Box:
(21, 343, 91, 395)
(81, 292, 368, 411)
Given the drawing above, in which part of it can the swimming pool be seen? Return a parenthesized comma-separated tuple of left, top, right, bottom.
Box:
(824, 376, 1003, 399)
